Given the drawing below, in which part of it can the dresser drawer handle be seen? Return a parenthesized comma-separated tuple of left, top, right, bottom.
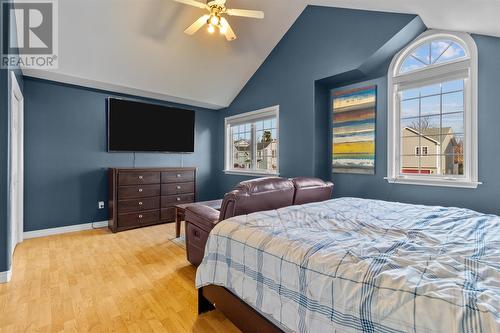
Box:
(176, 185, 181, 190)
(138, 214, 143, 219)
(176, 174, 181, 178)
(176, 197, 181, 201)
(138, 201, 143, 206)
(138, 175, 143, 180)
(193, 229, 200, 238)
(138, 188, 143, 192)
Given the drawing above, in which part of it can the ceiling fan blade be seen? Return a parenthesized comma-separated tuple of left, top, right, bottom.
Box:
(184, 15, 210, 35)
(173, 0, 207, 9)
(220, 17, 236, 41)
(226, 8, 264, 19)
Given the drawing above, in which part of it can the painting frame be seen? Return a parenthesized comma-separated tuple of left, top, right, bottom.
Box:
(332, 85, 376, 175)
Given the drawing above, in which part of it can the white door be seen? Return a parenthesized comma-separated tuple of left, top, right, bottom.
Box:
(10, 72, 23, 255)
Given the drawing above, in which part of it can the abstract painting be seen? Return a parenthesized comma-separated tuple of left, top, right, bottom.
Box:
(332, 85, 376, 174)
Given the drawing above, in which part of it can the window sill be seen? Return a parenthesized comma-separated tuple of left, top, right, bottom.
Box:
(223, 169, 280, 177)
(385, 177, 482, 189)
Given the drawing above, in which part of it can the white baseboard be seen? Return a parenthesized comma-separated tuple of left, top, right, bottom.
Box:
(23, 221, 108, 239)
(0, 269, 12, 283)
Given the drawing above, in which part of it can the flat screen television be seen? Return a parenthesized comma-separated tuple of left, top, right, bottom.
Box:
(107, 98, 195, 152)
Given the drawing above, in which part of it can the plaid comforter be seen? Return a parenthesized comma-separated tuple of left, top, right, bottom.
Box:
(196, 198, 500, 333)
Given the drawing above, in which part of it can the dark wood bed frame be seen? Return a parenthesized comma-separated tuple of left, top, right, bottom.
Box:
(198, 285, 284, 333)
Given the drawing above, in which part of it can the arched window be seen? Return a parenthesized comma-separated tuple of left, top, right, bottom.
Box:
(387, 30, 479, 188)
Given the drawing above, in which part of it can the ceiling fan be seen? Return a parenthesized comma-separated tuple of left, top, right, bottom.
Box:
(174, 0, 264, 41)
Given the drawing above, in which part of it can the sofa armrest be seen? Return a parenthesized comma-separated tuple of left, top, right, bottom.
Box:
(185, 205, 220, 232)
(291, 177, 334, 205)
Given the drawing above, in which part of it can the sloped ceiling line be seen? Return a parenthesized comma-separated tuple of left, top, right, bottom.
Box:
(20, 0, 499, 109)
(315, 16, 426, 87)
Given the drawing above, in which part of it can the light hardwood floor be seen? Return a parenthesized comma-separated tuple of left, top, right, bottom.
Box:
(0, 223, 240, 333)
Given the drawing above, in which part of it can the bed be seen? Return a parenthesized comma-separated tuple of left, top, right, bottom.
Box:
(196, 197, 500, 333)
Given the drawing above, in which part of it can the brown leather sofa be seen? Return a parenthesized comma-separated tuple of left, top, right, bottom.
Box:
(185, 177, 333, 266)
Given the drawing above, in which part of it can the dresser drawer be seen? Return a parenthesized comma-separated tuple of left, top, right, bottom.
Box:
(118, 171, 160, 185)
(161, 194, 195, 207)
(162, 170, 195, 183)
(118, 197, 160, 213)
(118, 210, 160, 227)
(161, 207, 176, 221)
(161, 182, 195, 195)
(118, 184, 160, 199)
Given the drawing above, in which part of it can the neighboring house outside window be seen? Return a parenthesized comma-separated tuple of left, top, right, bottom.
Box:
(387, 30, 480, 188)
(224, 106, 279, 176)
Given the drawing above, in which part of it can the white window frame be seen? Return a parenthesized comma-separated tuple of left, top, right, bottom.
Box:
(224, 105, 279, 176)
(415, 146, 429, 156)
(421, 146, 428, 156)
(387, 30, 480, 188)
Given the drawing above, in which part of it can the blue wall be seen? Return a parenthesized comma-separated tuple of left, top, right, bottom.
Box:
(216, 6, 500, 215)
(328, 37, 500, 216)
(23, 78, 220, 232)
(13, 5, 500, 252)
(216, 6, 423, 192)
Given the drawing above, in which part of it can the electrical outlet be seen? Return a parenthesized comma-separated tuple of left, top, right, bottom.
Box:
(98, 201, 105, 209)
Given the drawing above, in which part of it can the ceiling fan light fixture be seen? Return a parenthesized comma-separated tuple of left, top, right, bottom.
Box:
(209, 14, 220, 26)
(174, 0, 264, 41)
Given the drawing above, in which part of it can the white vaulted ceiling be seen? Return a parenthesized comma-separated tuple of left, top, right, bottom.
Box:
(22, 0, 500, 109)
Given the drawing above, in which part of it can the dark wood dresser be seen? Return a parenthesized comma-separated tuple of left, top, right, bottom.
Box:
(108, 167, 196, 233)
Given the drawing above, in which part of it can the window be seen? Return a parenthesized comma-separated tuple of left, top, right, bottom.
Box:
(415, 146, 429, 156)
(387, 31, 480, 188)
(224, 106, 279, 176)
